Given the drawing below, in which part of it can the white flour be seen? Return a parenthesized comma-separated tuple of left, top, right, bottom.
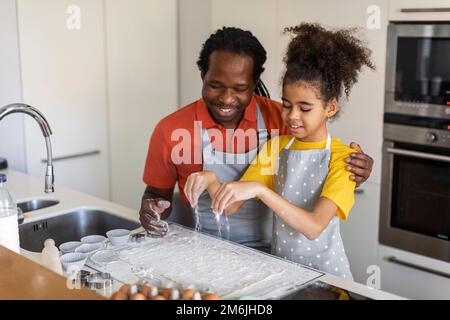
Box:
(193, 206, 201, 232)
(88, 224, 322, 299)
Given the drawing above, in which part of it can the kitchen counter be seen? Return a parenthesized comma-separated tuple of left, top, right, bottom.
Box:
(0, 169, 404, 300)
(0, 245, 102, 300)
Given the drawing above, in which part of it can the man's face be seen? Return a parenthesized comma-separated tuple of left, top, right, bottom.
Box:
(201, 51, 256, 129)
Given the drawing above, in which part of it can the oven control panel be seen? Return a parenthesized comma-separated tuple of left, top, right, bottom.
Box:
(425, 130, 450, 145)
(384, 124, 450, 149)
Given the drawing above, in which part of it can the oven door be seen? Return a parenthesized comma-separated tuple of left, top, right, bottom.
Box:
(379, 140, 450, 262)
(385, 23, 450, 119)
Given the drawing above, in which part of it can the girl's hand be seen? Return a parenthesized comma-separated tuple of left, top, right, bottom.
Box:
(184, 171, 217, 207)
(211, 181, 263, 215)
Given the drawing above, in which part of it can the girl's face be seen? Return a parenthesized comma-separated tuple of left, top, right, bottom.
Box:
(281, 81, 338, 142)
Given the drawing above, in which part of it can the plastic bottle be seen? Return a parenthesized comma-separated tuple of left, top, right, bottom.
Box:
(0, 173, 20, 253)
(41, 238, 63, 275)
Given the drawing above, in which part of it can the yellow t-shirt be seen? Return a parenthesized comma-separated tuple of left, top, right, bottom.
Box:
(240, 135, 356, 220)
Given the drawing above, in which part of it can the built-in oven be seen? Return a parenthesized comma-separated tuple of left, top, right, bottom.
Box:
(380, 22, 450, 263)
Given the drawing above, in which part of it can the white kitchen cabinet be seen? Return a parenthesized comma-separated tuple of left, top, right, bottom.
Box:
(388, 0, 450, 21)
(378, 245, 450, 299)
(179, 0, 212, 107)
(15, 0, 178, 206)
(16, 0, 110, 199)
(0, 0, 26, 173)
(340, 182, 382, 285)
(105, 0, 178, 210)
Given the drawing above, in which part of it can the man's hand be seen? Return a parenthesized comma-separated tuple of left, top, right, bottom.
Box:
(345, 143, 374, 187)
(139, 198, 171, 236)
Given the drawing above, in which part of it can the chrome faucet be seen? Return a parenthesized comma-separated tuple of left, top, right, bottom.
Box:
(0, 103, 54, 193)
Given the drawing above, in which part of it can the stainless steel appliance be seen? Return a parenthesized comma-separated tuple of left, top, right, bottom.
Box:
(380, 22, 450, 263)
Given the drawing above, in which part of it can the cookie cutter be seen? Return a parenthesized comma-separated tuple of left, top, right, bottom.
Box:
(85, 272, 114, 290)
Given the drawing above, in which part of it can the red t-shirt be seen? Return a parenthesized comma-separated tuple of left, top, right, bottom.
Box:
(143, 95, 288, 204)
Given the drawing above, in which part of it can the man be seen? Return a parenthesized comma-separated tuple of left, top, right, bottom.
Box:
(140, 27, 373, 250)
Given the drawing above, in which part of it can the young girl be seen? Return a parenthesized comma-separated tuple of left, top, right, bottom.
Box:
(184, 23, 374, 280)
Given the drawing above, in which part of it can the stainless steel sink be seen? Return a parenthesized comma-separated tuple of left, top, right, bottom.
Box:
(19, 209, 141, 252)
(17, 199, 60, 213)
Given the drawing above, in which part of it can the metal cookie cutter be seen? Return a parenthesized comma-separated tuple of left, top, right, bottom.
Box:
(85, 272, 114, 290)
(79, 270, 91, 287)
(131, 233, 146, 243)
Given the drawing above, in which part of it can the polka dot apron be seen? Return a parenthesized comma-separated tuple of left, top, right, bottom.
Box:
(272, 134, 353, 280)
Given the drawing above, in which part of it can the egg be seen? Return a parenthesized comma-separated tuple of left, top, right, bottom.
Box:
(181, 289, 196, 300)
(202, 293, 220, 300)
(160, 288, 172, 300)
(139, 285, 152, 298)
(130, 293, 147, 300)
(110, 291, 128, 300)
(118, 284, 131, 295)
(151, 295, 166, 300)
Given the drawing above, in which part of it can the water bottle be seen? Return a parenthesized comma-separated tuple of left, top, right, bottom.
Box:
(0, 174, 20, 253)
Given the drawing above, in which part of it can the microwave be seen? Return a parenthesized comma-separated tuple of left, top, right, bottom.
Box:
(385, 22, 450, 119)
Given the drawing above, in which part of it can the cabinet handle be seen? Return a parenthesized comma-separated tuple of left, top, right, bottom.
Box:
(400, 7, 450, 13)
(385, 256, 450, 279)
(386, 148, 450, 163)
(41, 150, 100, 163)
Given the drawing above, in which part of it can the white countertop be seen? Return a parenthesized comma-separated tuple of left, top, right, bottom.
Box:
(1, 168, 405, 300)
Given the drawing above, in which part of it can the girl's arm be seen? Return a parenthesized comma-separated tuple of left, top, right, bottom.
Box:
(257, 186, 337, 240)
(212, 182, 337, 240)
(184, 171, 221, 207)
(211, 181, 262, 216)
(184, 172, 247, 214)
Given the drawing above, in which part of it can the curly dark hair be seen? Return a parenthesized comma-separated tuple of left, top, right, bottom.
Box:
(197, 27, 270, 97)
(282, 23, 375, 102)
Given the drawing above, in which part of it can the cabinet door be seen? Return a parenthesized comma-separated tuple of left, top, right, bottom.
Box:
(105, 0, 178, 209)
(389, 0, 450, 21)
(17, 0, 110, 199)
(340, 183, 381, 285)
(211, 0, 280, 100)
(0, 0, 26, 172)
(277, 0, 388, 184)
(378, 245, 450, 299)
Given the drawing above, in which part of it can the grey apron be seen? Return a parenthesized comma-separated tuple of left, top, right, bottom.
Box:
(194, 104, 272, 249)
(272, 134, 353, 280)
